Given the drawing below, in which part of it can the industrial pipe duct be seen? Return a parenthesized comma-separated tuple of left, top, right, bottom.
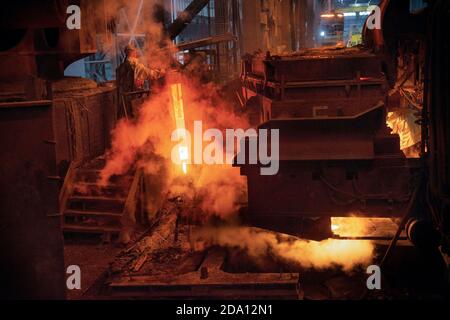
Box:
(167, 0, 211, 40)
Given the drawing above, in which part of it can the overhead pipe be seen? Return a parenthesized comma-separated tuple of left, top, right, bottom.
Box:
(166, 0, 211, 40)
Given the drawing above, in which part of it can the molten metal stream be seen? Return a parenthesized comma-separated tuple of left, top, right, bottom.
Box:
(170, 83, 189, 174)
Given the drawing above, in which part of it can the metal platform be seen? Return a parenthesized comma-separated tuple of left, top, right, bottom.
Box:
(107, 249, 300, 299)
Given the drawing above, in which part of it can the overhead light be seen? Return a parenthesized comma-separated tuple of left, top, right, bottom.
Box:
(343, 12, 357, 17)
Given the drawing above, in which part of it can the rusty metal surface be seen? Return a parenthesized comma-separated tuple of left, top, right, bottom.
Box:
(0, 0, 68, 29)
(0, 102, 66, 299)
(52, 79, 117, 169)
(108, 249, 299, 299)
(0, 0, 104, 80)
(238, 46, 419, 238)
(245, 48, 383, 83)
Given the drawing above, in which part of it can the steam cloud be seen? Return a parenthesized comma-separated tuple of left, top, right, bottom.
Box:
(195, 227, 375, 271)
(97, 1, 248, 219)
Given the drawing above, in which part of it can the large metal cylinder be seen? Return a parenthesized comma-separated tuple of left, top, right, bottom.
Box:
(406, 218, 441, 248)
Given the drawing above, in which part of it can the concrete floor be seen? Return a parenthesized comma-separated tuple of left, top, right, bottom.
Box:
(63, 235, 123, 300)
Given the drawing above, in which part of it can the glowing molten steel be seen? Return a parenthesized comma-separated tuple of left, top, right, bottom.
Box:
(170, 83, 189, 174)
(331, 224, 340, 232)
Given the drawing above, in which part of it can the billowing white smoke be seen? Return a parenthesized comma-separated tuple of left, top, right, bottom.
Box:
(195, 227, 375, 272)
